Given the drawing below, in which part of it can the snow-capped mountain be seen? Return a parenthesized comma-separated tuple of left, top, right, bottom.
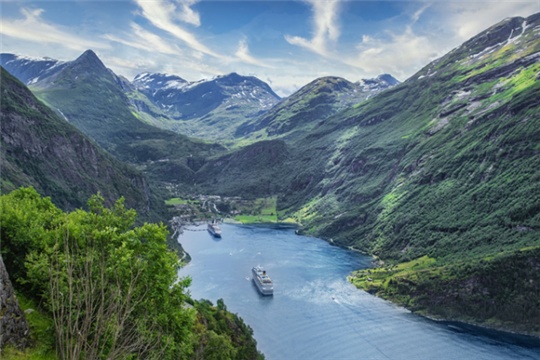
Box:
(133, 73, 188, 92)
(0, 53, 68, 85)
(133, 71, 280, 118)
(356, 74, 401, 99)
(131, 71, 282, 140)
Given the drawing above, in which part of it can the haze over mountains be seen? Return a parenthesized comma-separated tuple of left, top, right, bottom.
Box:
(1, 51, 399, 143)
(2, 12, 540, 336)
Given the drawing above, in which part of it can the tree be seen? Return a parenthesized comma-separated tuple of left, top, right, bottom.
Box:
(21, 192, 195, 359)
(0, 187, 61, 288)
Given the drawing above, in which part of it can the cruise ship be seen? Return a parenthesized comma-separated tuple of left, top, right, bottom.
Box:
(207, 221, 222, 237)
(252, 265, 274, 295)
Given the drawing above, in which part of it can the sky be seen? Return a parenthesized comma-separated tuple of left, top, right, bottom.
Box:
(1, 0, 539, 96)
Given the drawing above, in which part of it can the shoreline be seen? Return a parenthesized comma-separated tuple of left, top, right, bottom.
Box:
(349, 280, 540, 340)
(417, 311, 540, 340)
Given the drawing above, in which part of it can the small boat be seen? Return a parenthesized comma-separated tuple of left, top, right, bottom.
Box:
(207, 221, 222, 237)
(252, 265, 274, 296)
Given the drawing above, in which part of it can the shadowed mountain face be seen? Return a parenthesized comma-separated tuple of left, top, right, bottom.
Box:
(0, 53, 67, 85)
(0, 66, 151, 214)
(1, 50, 226, 186)
(235, 74, 400, 141)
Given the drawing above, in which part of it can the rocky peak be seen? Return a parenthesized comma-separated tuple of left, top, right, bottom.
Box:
(70, 49, 109, 76)
(0, 53, 66, 85)
(302, 76, 356, 94)
(133, 72, 188, 92)
(376, 74, 401, 86)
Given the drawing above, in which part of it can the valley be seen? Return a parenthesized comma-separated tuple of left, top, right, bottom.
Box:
(2, 7, 540, 358)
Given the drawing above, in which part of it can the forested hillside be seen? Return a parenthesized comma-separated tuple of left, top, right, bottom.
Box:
(274, 14, 540, 332)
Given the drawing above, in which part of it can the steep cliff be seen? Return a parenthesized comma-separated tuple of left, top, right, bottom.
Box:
(0, 66, 151, 213)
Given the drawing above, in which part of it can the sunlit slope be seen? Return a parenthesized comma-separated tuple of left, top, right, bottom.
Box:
(284, 14, 540, 263)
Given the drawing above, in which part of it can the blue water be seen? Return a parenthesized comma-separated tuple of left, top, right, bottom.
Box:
(178, 224, 540, 360)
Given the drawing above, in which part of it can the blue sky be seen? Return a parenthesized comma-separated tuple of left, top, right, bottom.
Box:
(1, 0, 539, 96)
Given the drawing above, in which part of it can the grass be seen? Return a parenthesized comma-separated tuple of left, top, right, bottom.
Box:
(350, 255, 437, 293)
(165, 197, 189, 205)
(1, 291, 57, 360)
(234, 214, 278, 224)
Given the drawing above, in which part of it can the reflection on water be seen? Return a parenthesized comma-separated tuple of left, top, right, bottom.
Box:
(178, 224, 540, 360)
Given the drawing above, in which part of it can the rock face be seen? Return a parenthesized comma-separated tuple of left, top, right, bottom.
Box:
(0, 255, 29, 350)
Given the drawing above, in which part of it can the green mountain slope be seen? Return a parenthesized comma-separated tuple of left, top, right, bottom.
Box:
(27, 50, 224, 184)
(0, 66, 151, 214)
(195, 139, 291, 198)
(287, 14, 540, 258)
(268, 13, 540, 332)
(235, 75, 399, 142)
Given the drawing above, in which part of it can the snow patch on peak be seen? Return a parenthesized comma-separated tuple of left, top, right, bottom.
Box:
(163, 80, 188, 90)
(134, 72, 149, 81)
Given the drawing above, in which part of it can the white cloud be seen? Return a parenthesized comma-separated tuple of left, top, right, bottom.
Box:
(347, 1, 540, 81)
(440, 1, 539, 41)
(235, 39, 274, 68)
(175, 0, 201, 27)
(353, 26, 440, 80)
(0, 8, 108, 51)
(285, 0, 341, 56)
(105, 23, 183, 56)
(134, 0, 221, 58)
(104, 56, 156, 71)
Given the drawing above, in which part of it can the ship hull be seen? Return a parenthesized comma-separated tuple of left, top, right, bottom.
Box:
(252, 267, 274, 296)
(208, 229, 222, 237)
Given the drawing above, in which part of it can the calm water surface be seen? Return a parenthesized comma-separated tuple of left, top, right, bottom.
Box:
(178, 224, 540, 360)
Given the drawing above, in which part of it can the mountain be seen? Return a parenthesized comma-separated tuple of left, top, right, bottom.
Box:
(0, 53, 68, 85)
(285, 14, 540, 256)
(195, 139, 291, 197)
(235, 74, 400, 142)
(272, 13, 540, 333)
(2, 50, 225, 186)
(131, 72, 281, 141)
(132, 72, 188, 92)
(192, 13, 540, 334)
(0, 66, 152, 214)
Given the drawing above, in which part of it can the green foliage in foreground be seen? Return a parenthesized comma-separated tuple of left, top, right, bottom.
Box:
(188, 299, 265, 360)
(350, 249, 540, 336)
(1, 188, 262, 359)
